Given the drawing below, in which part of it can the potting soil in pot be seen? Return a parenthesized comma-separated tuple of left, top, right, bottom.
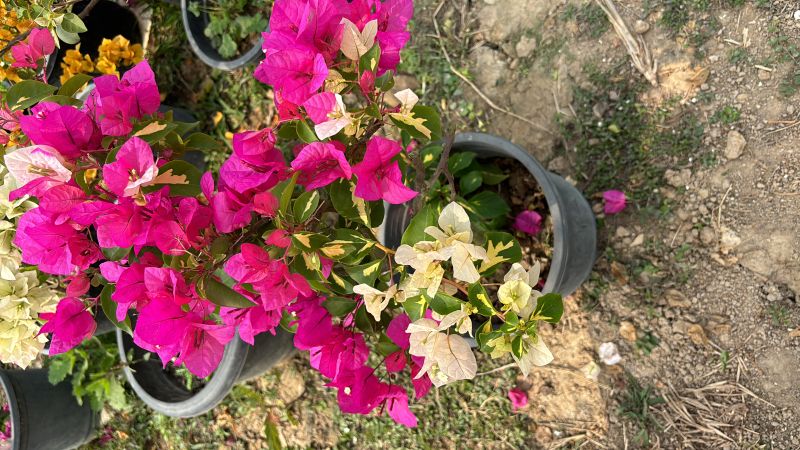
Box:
(187, 0, 272, 59)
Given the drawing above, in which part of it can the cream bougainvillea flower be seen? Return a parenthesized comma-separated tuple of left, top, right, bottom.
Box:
(424, 202, 487, 284)
(406, 313, 477, 387)
(511, 334, 553, 376)
(353, 283, 397, 321)
(498, 261, 542, 316)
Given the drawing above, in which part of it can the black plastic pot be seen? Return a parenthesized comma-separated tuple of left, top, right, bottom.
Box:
(117, 328, 294, 417)
(49, 0, 142, 86)
(382, 132, 597, 297)
(0, 369, 98, 450)
(181, 0, 265, 71)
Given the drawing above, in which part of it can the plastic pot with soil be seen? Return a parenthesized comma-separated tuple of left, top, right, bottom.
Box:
(181, 0, 271, 71)
(117, 327, 294, 417)
(382, 132, 597, 298)
(48, 0, 148, 85)
(0, 369, 98, 450)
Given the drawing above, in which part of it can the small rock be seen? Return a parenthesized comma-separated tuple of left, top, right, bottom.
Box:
(724, 130, 747, 160)
(278, 365, 306, 405)
(794, 10, 800, 20)
(620, 321, 637, 342)
(757, 70, 772, 81)
(615, 226, 631, 238)
(789, 329, 800, 338)
(700, 227, 716, 245)
(687, 324, 709, 346)
(515, 36, 537, 59)
(665, 289, 691, 308)
(665, 168, 692, 187)
(630, 234, 645, 247)
(719, 227, 741, 254)
(547, 156, 570, 173)
(633, 20, 650, 34)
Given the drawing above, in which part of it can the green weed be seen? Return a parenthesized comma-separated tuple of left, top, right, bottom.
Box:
(710, 105, 741, 125)
(618, 374, 665, 447)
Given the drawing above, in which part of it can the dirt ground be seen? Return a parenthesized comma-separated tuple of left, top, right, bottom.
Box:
(457, 0, 800, 447)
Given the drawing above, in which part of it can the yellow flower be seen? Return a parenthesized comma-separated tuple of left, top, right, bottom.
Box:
(0, 66, 20, 83)
(123, 43, 144, 65)
(95, 56, 117, 75)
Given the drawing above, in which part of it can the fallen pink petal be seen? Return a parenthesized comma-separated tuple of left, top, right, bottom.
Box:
(603, 189, 627, 215)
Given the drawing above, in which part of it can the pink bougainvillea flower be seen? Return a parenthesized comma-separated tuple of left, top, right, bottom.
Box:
(232, 128, 280, 167)
(95, 60, 160, 117)
(603, 189, 627, 215)
(265, 0, 344, 62)
(384, 385, 418, 428)
(352, 136, 417, 204)
(328, 366, 386, 414)
(410, 358, 432, 399)
(14, 208, 101, 275)
(253, 191, 279, 217)
(220, 295, 281, 345)
(359, 70, 375, 97)
(508, 388, 529, 411)
(4, 144, 72, 189)
(387, 313, 411, 349)
(99, 261, 127, 284)
(174, 322, 235, 378)
(176, 197, 212, 247)
(302, 92, 352, 140)
(291, 141, 352, 190)
(10, 28, 55, 69)
(219, 152, 284, 195)
(513, 210, 542, 235)
(19, 103, 98, 159)
(385, 350, 406, 373)
(65, 273, 90, 298)
(94, 199, 147, 250)
(103, 137, 159, 197)
(210, 188, 253, 234)
(265, 229, 291, 248)
(39, 297, 96, 355)
(110, 253, 162, 321)
(143, 267, 194, 305)
(133, 296, 192, 363)
(255, 50, 328, 104)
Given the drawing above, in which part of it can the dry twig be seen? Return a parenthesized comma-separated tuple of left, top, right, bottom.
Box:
(595, 0, 659, 86)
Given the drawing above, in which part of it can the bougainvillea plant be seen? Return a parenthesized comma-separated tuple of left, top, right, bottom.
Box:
(3, 0, 564, 427)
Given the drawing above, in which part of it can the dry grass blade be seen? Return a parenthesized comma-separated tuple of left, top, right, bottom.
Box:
(594, 0, 659, 86)
(653, 380, 767, 447)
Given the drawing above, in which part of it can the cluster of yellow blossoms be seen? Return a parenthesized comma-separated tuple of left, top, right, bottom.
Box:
(0, 1, 34, 83)
(60, 35, 144, 84)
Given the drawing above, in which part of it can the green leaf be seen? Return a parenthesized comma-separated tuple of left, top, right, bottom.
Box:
(476, 320, 500, 353)
(277, 122, 298, 140)
(277, 172, 299, 217)
(296, 120, 318, 143)
(184, 133, 222, 151)
(106, 378, 127, 410)
(459, 170, 483, 196)
(210, 236, 232, 259)
(511, 335, 524, 359)
(402, 294, 428, 322)
(264, 418, 283, 450)
(481, 165, 509, 185)
(534, 293, 564, 324)
(291, 232, 328, 252)
(468, 283, 496, 316)
(344, 259, 382, 285)
(218, 34, 237, 58)
(467, 191, 510, 219)
(375, 71, 395, 92)
(329, 179, 360, 221)
(354, 305, 376, 333)
(48, 354, 75, 385)
(323, 296, 358, 317)
(101, 247, 131, 261)
(430, 292, 463, 315)
(359, 43, 381, 72)
(60, 12, 87, 33)
(155, 160, 202, 197)
(132, 120, 178, 143)
(37, 95, 83, 107)
(448, 152, 476, 176)
(411, 105, 442, 141)
(292, 190, 320, 223)
(483, 231, 522, 266)
(6, 80, 56, 110)
(56, 26, 80, 45)
(400, 204, 437, 246)
(499, 311, 519, 332)
(420, 145, 443, 167)
(203, 277, 257, 308)
(99, 284, 133, 334)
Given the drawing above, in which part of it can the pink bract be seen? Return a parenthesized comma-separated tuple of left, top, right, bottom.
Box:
(603, 189, 627, 215)
(291, 141, 352, 190)
(103, 136, 158, 197)
(39, 298, 96, 355)
(352, 136, 417, 204)
(508, 388, 529, 411)
(513, 210, 542, 235)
